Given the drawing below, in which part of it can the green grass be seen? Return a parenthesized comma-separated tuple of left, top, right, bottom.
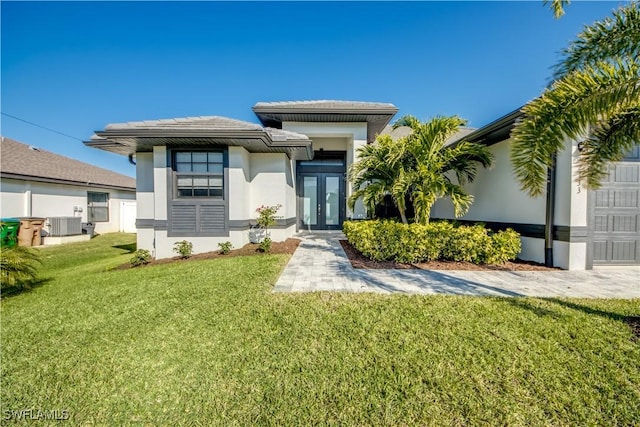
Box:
(2, 233, 639, 425)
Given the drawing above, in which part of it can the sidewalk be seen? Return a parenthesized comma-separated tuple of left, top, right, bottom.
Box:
(274, 232, 640, 298)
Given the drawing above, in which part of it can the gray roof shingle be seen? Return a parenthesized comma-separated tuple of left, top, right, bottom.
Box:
(1, 136, 135, 190)
(104, 115, 264, 131)
(253, 100, 397, 110)
(87, 115, 313, 160)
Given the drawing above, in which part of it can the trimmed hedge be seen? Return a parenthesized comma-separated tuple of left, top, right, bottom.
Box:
(343, 220, 521, 264)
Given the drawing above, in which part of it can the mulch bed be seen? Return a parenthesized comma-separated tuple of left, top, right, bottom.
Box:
(115, 238, 301, 270)
(624, 316, 640, 341)
(339, 240, 560, 271)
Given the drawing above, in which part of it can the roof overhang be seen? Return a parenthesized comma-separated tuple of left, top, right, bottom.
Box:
(454, 107, 525, 146)
(85, 118, 313, 160)
(0, 172, 135, 191)
(253, 101, 399, 143)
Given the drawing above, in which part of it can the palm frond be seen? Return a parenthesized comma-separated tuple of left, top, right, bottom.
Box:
(544, 0, 570, 19)
(511, 60, 640, 196)
(553, 2, 640, 80)
(577, 106, 640, 187)
(442, 141, 494, 184)
(392, 115, 422, 130)
(1, 246, 41, 289)
(349, 115, 493, 224)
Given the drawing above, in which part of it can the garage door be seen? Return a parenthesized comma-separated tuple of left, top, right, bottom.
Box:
(591, 144, 640, 265)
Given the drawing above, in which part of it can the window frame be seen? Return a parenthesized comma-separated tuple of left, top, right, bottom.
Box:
(87, 191, 110, 223)
(172, 150, 225, 199)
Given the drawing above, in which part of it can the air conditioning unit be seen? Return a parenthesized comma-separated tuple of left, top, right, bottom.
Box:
(48, 217, 82, 237)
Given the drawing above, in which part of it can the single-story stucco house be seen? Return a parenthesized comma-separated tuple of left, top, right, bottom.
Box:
(1, 136, 137, 239)
(86, 101, 398, 259)
(86, 101, 639, 270)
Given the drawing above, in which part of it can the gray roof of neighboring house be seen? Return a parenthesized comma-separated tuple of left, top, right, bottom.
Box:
(1, 136, 135, 190)
(380, 125, 477, 145)
(87, 115, 313, 160)
(253, 100, 399, 143)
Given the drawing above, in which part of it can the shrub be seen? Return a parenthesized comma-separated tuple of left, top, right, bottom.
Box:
(259, 236, 272, 253)
(218, 241, 233, 255)
(1, 246, 41, 290)
(173, 240, 193, 259)
(486, 228, 522, 264)
(343, 220, 521, 265)
(255, 204, 282, 230)
(255, 204, 282, 245)
(130, 249, 152, 267)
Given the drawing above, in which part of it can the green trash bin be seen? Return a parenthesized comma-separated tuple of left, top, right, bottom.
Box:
(1, 218, 20, 248)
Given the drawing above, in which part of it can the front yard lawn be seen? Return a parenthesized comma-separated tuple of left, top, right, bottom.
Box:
(2, 234, 639, 425)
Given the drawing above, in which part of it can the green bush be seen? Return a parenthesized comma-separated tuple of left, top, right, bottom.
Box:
(173, 240, 193, 259)
(259, 236, 272, 253)
(1, 246, 41, 290)
(218, 241, 233, 255)
(343, 220, 521, 265)
(130, 249, 152, 267)
(485, 228, 522, 264)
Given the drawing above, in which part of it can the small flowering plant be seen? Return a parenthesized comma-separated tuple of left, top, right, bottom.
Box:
(255, 204, 282, 252)
(255, 204, 282, 230)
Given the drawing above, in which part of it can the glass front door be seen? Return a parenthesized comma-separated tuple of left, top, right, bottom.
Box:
(300, 173, 345, 230)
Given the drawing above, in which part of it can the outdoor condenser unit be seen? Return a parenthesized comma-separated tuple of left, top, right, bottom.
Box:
(48, 217, 82, 237)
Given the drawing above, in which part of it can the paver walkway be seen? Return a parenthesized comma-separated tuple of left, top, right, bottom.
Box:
(274, 232, 640, 298)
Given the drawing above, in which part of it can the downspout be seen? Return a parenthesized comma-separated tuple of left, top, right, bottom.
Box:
(544, 153, 557, 267)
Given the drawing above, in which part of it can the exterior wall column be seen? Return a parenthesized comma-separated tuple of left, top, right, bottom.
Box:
(349, 137, 368, 219)
(552, 140, 588, 270)
(134, 151, 156, 256)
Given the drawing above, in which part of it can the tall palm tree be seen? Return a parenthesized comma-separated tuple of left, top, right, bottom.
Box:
(349, 115, 493, 225)
(348, 133, 413, 224)
(511, 2, 640, 196)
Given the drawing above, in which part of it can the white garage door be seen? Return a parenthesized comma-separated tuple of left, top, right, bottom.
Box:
(591, 144, 640, 265)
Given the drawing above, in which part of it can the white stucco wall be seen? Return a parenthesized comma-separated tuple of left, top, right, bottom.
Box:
(282, 122, 367, 141)
(228, 147, 251, 221)
(136, 152, 155, 220)
(431, 139, 546, 224)
(430, 137, 588, 269)
(137, 147, 298, 259)
(153, 146, 168, 221)
(152, 224, 296, 259)
(249, 153, 295, 219)
(0, 177, 135, 235)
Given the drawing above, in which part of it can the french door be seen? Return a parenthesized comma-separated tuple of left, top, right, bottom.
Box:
(299, 173, 345, 230)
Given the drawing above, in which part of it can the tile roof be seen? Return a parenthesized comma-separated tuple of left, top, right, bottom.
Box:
(104, 115, 264, 131)
(380, 125, 477, 145)
(87, 115, 313, 160)
(253, 100, 397, 110)
(1, 136, 135, 190)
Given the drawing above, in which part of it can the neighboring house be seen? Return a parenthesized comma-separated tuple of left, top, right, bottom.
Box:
(431, 109, 640, 269)
(0, 136, 137, 235)
(86, 100, 398, 259)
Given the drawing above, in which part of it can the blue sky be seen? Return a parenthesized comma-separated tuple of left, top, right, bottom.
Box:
(1, 1, 623, 177)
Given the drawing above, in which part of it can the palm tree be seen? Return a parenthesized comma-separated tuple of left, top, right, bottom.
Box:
(1, 246, 41, 290)
(348, 133, 413, 224)
(348, 115, 493, 225)
(511, 2, 640, 196)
